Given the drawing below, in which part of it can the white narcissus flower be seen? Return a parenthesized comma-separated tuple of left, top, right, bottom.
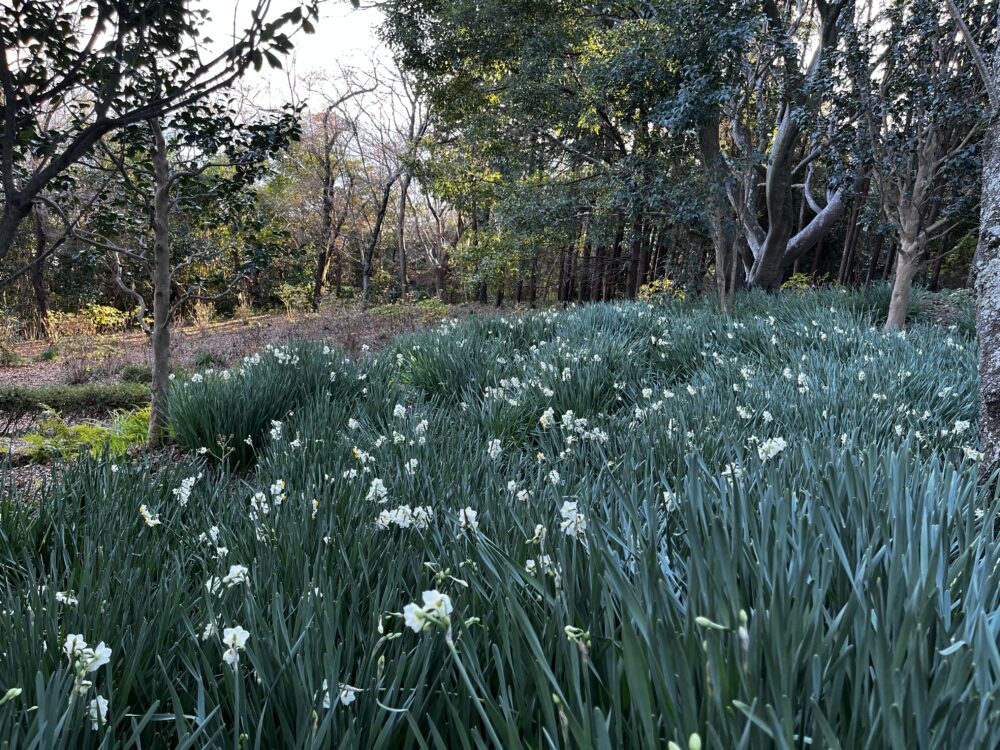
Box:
(88, 695, 108, 730)
(458, 507, 479, 533)
(486, 438, 502, 460)
(402, 590, 454, 633)
(221, 625, 250, 668)
(757, 437, 787, 462)
(403, 602, 426, 632)
(222, 564, 249, 587)
(366, 478, 388, 503)
(421, 590, 453, 617)
(84, 642, 112, 672)
(223, 626, 250, 650)
(139, 504, 161, 527)
(559, 501, 586, 540)
(63, 634, 87, 659)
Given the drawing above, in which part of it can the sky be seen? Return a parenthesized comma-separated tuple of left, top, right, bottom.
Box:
(201, 1, 389, 107)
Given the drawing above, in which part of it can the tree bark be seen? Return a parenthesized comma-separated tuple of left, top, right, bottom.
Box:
(148, 118, 172, 446)
(975, 121, 1000, 472)
(625, 215, 643, 298)
(361, 178, 397, 302)
(30, 205, 49, 323)
(865, 233, 885, 285)
(885, 241, 920, 330)
(396, 172, 411, 298)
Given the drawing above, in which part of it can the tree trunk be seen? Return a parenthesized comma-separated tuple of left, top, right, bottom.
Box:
(148, 119, 172, 446)
(882, 240, 897, 281)
(625, 216, 643, 298)
(975, 120, 1000, 472)
(929, 230, 950, 291)
(362, 179, 397, 302)
(529, 254, 539, 307)
(885, 241, 920, 330)
(30, 206, 49, 323)
(865, 233, 885, 285)
(396, 172, 411, 298)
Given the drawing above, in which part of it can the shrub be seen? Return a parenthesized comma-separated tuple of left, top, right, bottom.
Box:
(191, 300, 215, 335)
(277, 283, 312, 318)
(19, 407, 148, 462)
(0, 383, 149, 429)
(119, 363, 153, 384)
(192, 350, 224, 369)
(638, 276, 686, 301)
(35, 345, 58, 362)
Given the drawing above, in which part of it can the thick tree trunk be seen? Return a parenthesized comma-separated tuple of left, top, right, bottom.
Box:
(148, 119, 172, 446)
(975, 121, 1000, 472)
(885, 241, 920, 330)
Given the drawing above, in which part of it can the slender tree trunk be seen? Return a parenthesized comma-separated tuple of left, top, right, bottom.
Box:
(362, 179, 397, 302)
(882, 240, 897, 281)
(566, 243, 577, 301)
(810, 237, 824, 279)
(929, 230, 950, 291)
(556, 247, 567, 302)
(625, 215, 643, 298)
(865, 233, 885, 285)
(529, 254, 538, 307)
(396, 172, 411, 298)
(30, 206, 49, 323)
(605, 226, 624, 301)
(148, 118, 172, 446)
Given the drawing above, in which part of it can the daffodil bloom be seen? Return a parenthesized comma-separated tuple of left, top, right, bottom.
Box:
(88, 695, 108, 730)
(757, 437, 787, 462)
(82, 642, 112, 672)
(458, 507, 479, 533)
(402, 589, 454, 633)
(64, 634, 87, 659)
(221, 625, 250, 668)
(221, 564, 249, 587)
(559, 501, 586, 540)
(139, 504, 161, 527)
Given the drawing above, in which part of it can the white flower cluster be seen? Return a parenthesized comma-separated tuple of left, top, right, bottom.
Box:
(172, 473, 202, 507)
(64, 634, 112, 730)
(376, 505, 433, 530)
(560, 500, 586, 541)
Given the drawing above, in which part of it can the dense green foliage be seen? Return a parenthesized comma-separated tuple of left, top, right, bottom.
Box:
(0, 292, 989, 747)
(0, 383, 149, 419)
(19, 408, 149, 463)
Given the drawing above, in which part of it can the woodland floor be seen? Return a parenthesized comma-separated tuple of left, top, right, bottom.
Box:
(1, 301, 492, 390)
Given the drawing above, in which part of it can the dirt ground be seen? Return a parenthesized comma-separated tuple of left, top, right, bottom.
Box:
(1, 302, 493, 389)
